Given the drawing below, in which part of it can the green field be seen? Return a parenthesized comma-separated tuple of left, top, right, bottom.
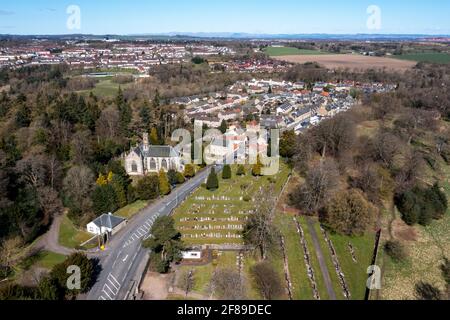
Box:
(19, 250, 67, 271)
(115, 200, 149, 219)
(58, 215, 94, 249)
(275, 214, 315, 300)
(264, 46, 330, 57)
(173, 163, 290, 246)
(78, 79, 132, 98)
(394, 52, 450, 64)
(327, 231, 375, 300)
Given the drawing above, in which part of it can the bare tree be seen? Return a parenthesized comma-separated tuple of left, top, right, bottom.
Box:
(250, 261, 284, 300)
(290, 158, 340, 214)
(36, 186, 63, 226)
(243, 186, 278, 260)
(63, 165, 95, 211)
(0, 236, 23, 268)
(210, 268, 246, 300)
(178, 269, 195, 297)
(15, 153, 49, 188)
(369, 131, 403, 169)
(96, 106, 120, 140)
(70, 129, 93, 164)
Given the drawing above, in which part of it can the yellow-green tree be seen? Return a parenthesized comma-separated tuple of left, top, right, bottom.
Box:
(252, 156, 263, 177)
(96, 173, 108, 186)
(184, 164, 196, 178)
(150, 127, 159, 145)
(159, 169, 171, 196)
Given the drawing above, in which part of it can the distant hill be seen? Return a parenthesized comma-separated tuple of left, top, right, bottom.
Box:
(0, 33, 449, 42)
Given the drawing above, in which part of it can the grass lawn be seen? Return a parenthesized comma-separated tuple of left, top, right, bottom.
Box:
(296, 216, 329, 300)
(115, 200, 149, 219)
(327, 231, 375, 300)
(264, 47, 330, 57)
(19, 250, 67, 271)
(394, 52, 450, 64)
(78, 79, 131, 98)
(177, 251, 238, 296)
(275, 213, 315, 300)
(59, 215, 94, 249)
(312, 223, 347, 300)
(381, 163, 450, 299)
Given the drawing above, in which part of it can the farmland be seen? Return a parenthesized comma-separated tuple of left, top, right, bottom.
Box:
(274, 54, 416, 71)
(264, 46, 330, 57)
(394, 52, 450, 64)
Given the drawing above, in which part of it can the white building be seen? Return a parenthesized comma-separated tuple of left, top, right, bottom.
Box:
(124, 133, 183, 176)
(86, 213, 127, 236)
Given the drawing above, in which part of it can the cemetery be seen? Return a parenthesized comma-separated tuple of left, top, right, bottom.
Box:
(173, 163, 290, 246)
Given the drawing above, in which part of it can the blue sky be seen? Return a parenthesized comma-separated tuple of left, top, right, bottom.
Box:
(0, 0, 449, 35)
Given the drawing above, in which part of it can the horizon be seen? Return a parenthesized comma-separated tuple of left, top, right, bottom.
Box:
(1, 0, 450, 36)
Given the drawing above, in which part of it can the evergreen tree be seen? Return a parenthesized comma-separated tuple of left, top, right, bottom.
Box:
(222, 165, 232, 180)
(139, 102, 151, 128)
(150, 127, 160, 145)
(116, 88, 132, 136)
(252, 156, 263, 177)
(206, 168, 219, 190)
(92, 184, 118, 215)
(159, 169, 171, 196)
(219, 120, 228, 134)
(111, 175, 127, 208)
(143, 216, 184, 273)
(237, 164, 246, 176)
(176, 172, 185, 184)
(136, 174, 159, 200)
(50, 253, 95, 297)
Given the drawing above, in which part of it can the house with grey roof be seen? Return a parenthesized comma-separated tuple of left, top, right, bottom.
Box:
(124, 133, 183, 176)
(86, 213, 127, 236)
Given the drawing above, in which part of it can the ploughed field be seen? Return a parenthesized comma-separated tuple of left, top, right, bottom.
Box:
(274, 54, 417, 71)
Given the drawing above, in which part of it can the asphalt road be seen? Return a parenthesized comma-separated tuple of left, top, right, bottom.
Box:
(86, 166, 220, 300)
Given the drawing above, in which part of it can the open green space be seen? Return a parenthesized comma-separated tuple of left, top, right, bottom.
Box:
(275, 213, 315, 300)
(19, 250, 67, 272)
(264, 46, 330, 57)
(327, 231, 375, 300)
(77, 79, 132, 98)
(394, 52, 450, 64)
(177, 251, 238, 295)
(115, 200, 149, 219)
(58, 215, 94, 249)
(312, 223, 347, 300)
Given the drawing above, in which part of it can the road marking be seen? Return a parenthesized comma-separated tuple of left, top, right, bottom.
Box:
(122, 255, 129, 262)
(99, 296, 106, 300)
(109, 274, 120, 287)
(108, 278, 120, 291)
(102, 287, 113, 300)
(136, 229, 144, 237)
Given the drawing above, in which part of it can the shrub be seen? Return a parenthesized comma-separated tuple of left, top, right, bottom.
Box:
(222, 165, 232, 180)
(136, 174, 159, 200)
(395, 184, 448, 226)
(206, 168, 219, 191)
(236, 165, 246, 176)
(384, 240, 407, 262)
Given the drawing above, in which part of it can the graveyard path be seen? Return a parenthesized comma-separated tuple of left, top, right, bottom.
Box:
(305, 217, 337, 300)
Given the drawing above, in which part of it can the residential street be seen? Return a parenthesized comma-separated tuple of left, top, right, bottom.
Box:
(86, 166, 218, 300)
